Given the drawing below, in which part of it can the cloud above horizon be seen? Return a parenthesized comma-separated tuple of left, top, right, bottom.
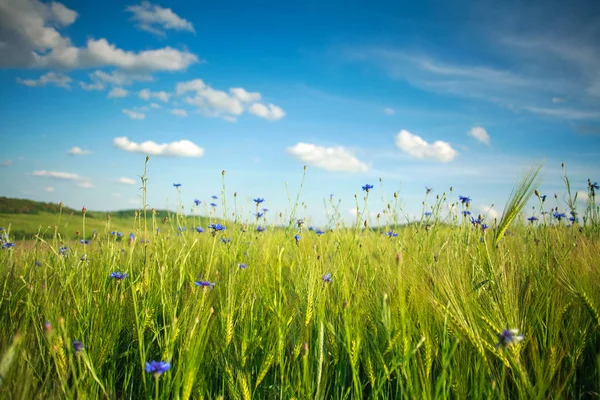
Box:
(113, 136, 205, 157)
(395, 130, 458, 162)
(287, 142, 369, 172)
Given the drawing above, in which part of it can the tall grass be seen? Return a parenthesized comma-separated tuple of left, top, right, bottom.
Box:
(1, 163, 599, 399)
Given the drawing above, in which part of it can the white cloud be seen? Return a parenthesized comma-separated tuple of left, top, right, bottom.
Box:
(45, 186, 55, 192)
(150, 102, 161, 108)
(521, 106, 600, 120)
(32, 170, 93, 188)
(139, 88, 170, 102)
(80, 70, 153, 90)
(0, 160, 13, 167)
(287, 142, 369, 172)
(170, 108, 187, 117)
(395, 129, 458, 162)
(115, 177, 136, 185)
(0, 0, 198, 71)
(126, 1, 195, 36)
(248, 103, 286, 120)
(576, 191, 589, 202)
(468, 126, 491, 146)
(67, 146, 91, 155)
(17, 72, 72, 88)
(383, 107, 395, 115)
(479, 205, 500, 221)
(122, 109, 146, 120)
(176, 79, 285, 120)
(113, 136, 204, 157)
(108, 87, 128, 98)
(80, 81, 105, 91)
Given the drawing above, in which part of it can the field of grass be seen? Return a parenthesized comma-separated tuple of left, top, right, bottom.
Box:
(1, 167, 600, 399)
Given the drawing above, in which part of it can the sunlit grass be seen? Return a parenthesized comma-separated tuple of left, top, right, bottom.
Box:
(1, 162, 599, 399)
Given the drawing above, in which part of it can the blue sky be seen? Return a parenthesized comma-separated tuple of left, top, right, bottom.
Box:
(0, 0, 599, 226)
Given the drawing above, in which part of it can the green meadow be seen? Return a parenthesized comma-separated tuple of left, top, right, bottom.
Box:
(1, 166, 600, 399)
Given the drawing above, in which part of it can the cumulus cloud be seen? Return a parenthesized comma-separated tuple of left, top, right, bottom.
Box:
(248, 103, 286, 120)
(122, 109, 146, 120)
(17, 72, 72, 88)
(176, 79, 285, 120)
(113, 136, 204, 157)
(108, 87, 128, 98)
(139, 88, 170, 102)
(150, 102, 161, 109)
(115, 177, 136, 185)
(126, 1, 195, 36)
(468, 126, 491, 145)
(45, 186, 55, 192)
(79, 70, 153, 91)
(395, 129, 458, 162)
(67, 146, 91, 155)
(32, 170, 93, 188)
(479, 205, 500, 221)
(287, 142, 369, 172)
(0, 0, 198, 70)
(170, 108, 187, 117)
(576, 190, 589, 202)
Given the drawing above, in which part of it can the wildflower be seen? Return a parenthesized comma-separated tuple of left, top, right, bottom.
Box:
(471, 215, 484, 226)
(458, 195, 471, 206)
(117, 232, 123, 238)
(208, 223, 226, 231)
(426, 186, 433, 194)
(35, 260, 42, 266)
(141, 239, 150, 244)
(481, 224, 489, 232)
(145, 361, 171, 377)
(253, 197, 265, 204)
(194, 199, 201, 206)
(110, 272, 127, 281)
(322, 273, 332, 283)
(221, 238, 231, 244)
(496, 329, 524, 348)
(196, 227, 204, 233)
(59, 246, 69, 256)
(540, 195, 547, 203)
(362, 184, 374, 192)
(110, 231, 117, 235)
(72, 340, 85, 352)
(210, 202, 218, 207)
(569, 216, 579, 223)
(80, 239, 90, 245)
(297, 219, 305, 228)
(80, 254, 88, 261)
(553, 212, 566, 221)
(211, 195, 218, 200)
(462, 210, 471, 216)
(315, 229, 325, 235)
(238, 263, 248, 269)
(424, 211, 432, 217)
(173, 183, 182, 187)
(262, 208, 269, 213)
(256, 226, 266, 232)
(308, 226, 314, 231)
(255, 212, 264, 218)
(2, 242, 15, 249)
(194, 280, 215, 289)
(177, 227, 187, 232)
(591, 181, 600, 190)
(527, 216, 538, 222)
(384, 230, 398, 237)
(294, 234, 301, 243)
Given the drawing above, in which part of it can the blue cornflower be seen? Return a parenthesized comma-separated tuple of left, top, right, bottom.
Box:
(496, 329, 524, 348)
(527, 216, 538, 222)
(462, 210, 471, 216)
(591, 181, 600, 190)
(308, 226, 314, 231)
(322, 273, 332, 283)
(177, 227, 187, 232)
(117, 232, 123, 238)
(211, 195, 218, 200)
(540, 195, 547, 203)
(221, 238, 231, 244)
(553, 212, 566, 221)
(256, 226, 266, 232)
(297, 219, 305, 227)
(481, 224, 489, 232)
(35, 260, 42, 266)
(173, 183, 182, 187)
(362, 184, 374, 192)
(196, 227, 204, 233)
(424, 212, 432, 217)
(72, 340, 85, 353)
(194, 280, 215, 289)
(210, 202, 218, 207)
(384, 230, 398, 237)
(110, 231, 117, 235)
(80, 239, 90, 245)
(238, 263, 248, 269)
(426, 186, 433, 194)
(470, 216, 484, 226)
(253, 197, 265, 204)
(569, 216, 579, 223)
(2, 242, 15, 249)
(129, 232, 135, 241)
(255, 212, 264, 218)
(263, 208, 269, 213)
(208, 223, 226, 231)
(145, 361, 171, 377)
(459, 195, 471, 205)
(59, 246, 69, 256)
(110, 272, 127, 281)
(315, 229, 325, 235)
(194, 199, 201, 206)
(294, 234, 301, 243)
